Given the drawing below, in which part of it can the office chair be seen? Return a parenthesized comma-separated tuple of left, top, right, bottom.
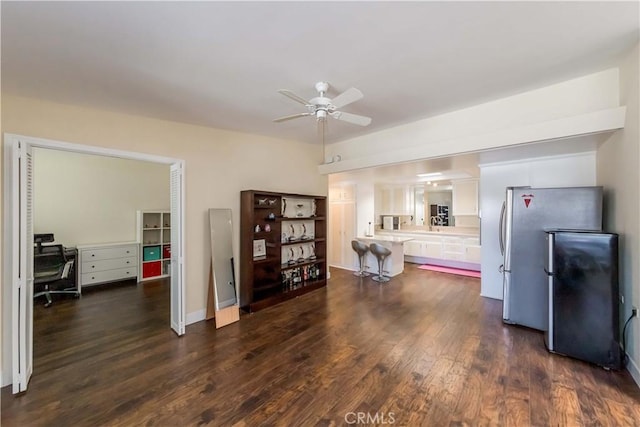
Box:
(34, 242, 80, 307)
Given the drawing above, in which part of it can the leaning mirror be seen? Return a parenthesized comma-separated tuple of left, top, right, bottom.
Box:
(208, 208, 239, 328)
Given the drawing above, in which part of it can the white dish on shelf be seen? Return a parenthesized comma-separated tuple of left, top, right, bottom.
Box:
(282, 197, 313, 218)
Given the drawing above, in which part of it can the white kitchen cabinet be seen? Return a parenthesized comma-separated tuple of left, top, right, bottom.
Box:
(460, 236, 481, 263)
(442, 237, 464, 260)
(398, 231, 480, 270)
(403, 237, 443, 259)
(380, 187, 392, 213)
(329, 184, 355, 202)
(423, 238, 443, 258)
(465, 245, 482, 263)
(404, 240, 423, 257)
(452, 179, 479, 216)
(329, 201, 357, 269)
(378, 185, 413, 215)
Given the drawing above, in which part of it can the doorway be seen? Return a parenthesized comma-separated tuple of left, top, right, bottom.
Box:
(3, 133, 186, 393)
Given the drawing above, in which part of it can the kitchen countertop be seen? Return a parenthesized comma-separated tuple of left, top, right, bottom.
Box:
(376, 229, 479, 238)
(356, 235, 414, 243)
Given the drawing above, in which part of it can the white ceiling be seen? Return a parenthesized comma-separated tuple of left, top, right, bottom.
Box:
(2, 1, 638, 145)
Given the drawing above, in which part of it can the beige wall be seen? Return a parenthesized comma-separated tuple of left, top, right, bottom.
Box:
(33, 148, 169, 247)
(1, 94, 325, 335)
(596, 44, 640, 381)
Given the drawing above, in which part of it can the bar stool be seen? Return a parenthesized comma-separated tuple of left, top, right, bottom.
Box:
(369, 242, 391, 283)
(351, 240, 370, 277)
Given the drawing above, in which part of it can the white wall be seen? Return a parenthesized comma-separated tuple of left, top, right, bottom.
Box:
(33, 148, 169, 247)
(479, 152, 597, 300)
(596, 44, 640, 385)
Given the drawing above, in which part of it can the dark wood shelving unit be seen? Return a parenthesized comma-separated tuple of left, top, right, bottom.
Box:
(240, 190, 327, 312)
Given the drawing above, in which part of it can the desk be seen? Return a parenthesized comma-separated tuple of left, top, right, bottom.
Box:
(356, 235, 413, 277)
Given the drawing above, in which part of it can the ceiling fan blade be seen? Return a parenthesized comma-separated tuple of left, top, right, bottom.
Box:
(273, 112, 312, 122)
(330, 111, 372, 126)
(278, 89, 310, 106)
(330, 87, 364, 109)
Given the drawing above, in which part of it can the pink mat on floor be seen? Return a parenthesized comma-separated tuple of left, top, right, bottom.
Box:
(417, 264, 481, 278)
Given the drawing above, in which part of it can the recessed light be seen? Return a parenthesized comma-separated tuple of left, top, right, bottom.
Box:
(433, 183, 438, 187)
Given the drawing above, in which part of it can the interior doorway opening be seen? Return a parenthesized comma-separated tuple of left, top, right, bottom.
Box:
(3, 133, 186, 394)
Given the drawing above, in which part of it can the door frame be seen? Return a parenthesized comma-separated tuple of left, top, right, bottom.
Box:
(2, 133, 186, 391)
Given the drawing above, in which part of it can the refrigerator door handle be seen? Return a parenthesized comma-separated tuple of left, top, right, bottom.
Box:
(543, 268, 554, 276)
(499, 201, 506, 255)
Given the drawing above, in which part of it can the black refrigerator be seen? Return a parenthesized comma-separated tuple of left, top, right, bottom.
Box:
(544, 230, 621, 369)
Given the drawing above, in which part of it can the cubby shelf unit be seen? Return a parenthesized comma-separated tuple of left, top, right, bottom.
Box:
(136, 210, 172, 281)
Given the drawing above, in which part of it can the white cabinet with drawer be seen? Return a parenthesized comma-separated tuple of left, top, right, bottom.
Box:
(463, 237, 482, 263)
(404, 238, 443, 258)
(397, 231, 481, 271)
(77, 242, 139, 291)
(442, 237, 464, 261)
(404, 240, 423, 257)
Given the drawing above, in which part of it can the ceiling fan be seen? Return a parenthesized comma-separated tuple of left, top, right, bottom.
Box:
(274, 81, 372, 127)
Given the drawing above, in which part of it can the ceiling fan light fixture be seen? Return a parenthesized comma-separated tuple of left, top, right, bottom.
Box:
(273, 81, 371, 128)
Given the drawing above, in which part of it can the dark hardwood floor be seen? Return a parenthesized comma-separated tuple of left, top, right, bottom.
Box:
(2, 265, 639, 426)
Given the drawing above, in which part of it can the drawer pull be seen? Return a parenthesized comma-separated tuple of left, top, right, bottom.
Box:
(126, 261, 130, 264)
(91, 276, 95, 280)
(91, 265, 95, 269)
(91, 254, 95, 257)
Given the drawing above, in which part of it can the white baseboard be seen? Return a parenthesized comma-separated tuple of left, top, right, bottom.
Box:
(186, 309, 206, 326)
(627, 352, 640, 388)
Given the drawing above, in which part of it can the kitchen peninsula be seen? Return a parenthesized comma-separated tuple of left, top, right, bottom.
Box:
(356, 235, 413, 277)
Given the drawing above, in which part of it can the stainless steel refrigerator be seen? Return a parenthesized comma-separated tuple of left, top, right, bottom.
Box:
(544, 230, 621, 369)
(500, 186, 602, 331)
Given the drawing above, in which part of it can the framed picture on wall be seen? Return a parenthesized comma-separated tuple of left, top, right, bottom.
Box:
(253, 239, 266, 259)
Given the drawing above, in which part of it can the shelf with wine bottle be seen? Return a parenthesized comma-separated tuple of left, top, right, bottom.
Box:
(240, 190, 327, 312)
